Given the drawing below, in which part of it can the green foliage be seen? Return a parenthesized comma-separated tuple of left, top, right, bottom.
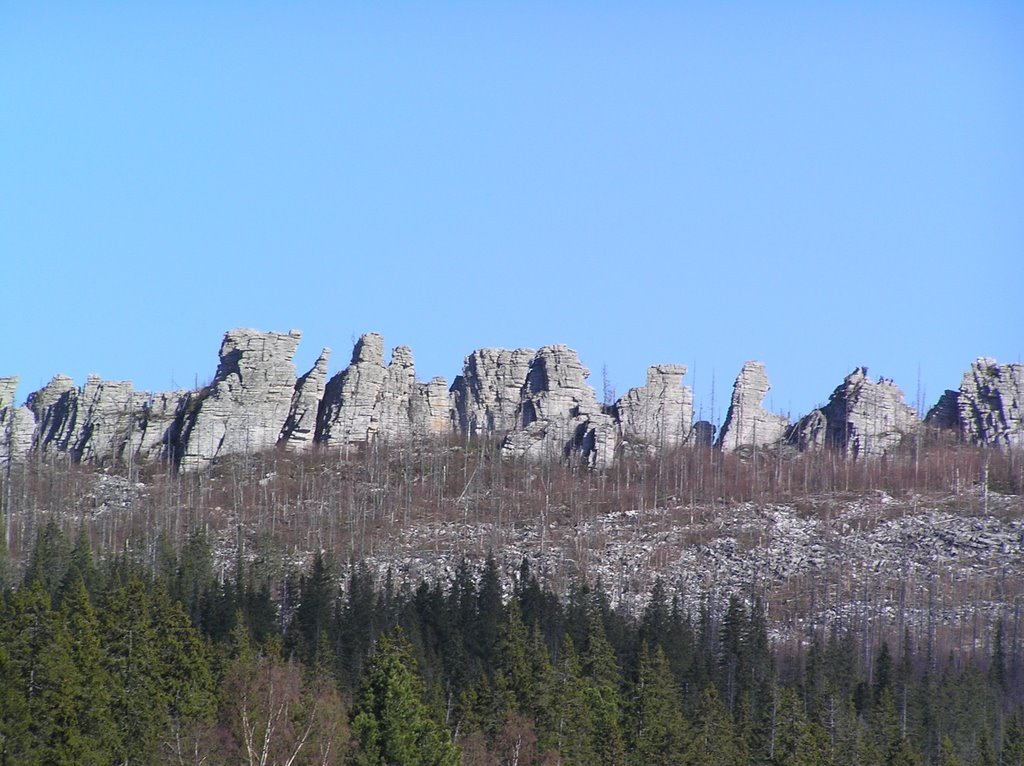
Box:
(350, 628, 459, 766)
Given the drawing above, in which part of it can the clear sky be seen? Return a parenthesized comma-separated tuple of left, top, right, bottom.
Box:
(2, 2, 1022, 425)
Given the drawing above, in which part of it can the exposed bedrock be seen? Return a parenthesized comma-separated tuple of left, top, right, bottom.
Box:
(5, 328, 1021, 470)
(717, 361, 789, 453)
(280, 348, 331, 451)
(177, 329, 302, 471)
(451, 348, 535, 437)
(791, 367, 919, 458)
(616, 365, 693, 450)
(954, 358, 1024, 448)
(0, 377, 35, 464)
(500, 345, 616, 468)
(316, 334, 449, 447)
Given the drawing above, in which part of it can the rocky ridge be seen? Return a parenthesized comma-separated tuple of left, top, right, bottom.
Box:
(2, 329, 1021, 469)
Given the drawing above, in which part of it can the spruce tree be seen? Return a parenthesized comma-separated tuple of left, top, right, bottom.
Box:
(350, 628, 459, 766)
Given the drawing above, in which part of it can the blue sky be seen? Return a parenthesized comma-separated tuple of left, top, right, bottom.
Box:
(2, 2, 1021, 424)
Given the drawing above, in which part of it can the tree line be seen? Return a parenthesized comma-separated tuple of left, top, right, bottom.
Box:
(2, 523, 1023, 765)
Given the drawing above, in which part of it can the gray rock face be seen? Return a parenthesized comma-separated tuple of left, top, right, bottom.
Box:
(925, 390, 961, 431)
(69, 376, 140, 462)
(616, 365, 693, 450)
(789, 409, 827, 452)
(500, 345, 616, 468)
(411, 377, 452, 437)
(717, 361, 789, 453)
(956, 358, 1024, 447)
(136, 390, 190, 461)
(316, 335, 449, 447)
(0, 378, 18, 411)
(280, 348, 331, 451)
(27, 375, 79, 454)
(0, 377, 35, 465)
(317, 333, 387, 447)
(177, 329, 302, 470)
(808, 367, 919, 458)
(451, 348, 535, 437)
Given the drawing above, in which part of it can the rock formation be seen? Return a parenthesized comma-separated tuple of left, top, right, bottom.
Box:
(717, 361, 789, 453)
(952, 359, 1024, 448)
(411, 377, 452, 437)
(280, 348, 330, 451)
(451, 348, 535, 437)
(500, 345, 616, 468)
(136, 390, 191, 461)
(925, 389, 961, 431)
(616, 365, 693, 450)
(68, 376, 140, 462)
(792, 368, 918, 458)
(176, 329, 302, 470)
(27, 375, 79, 454)
(316, 335, 449, 447)
(0, 377, 35, 465)
(4, 327, 1019, 471)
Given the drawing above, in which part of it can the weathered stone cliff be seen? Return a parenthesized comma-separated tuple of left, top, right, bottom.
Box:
(280, 348, 331, 451)
(4, 328, 1019, 471)
(450, 348, 535, 437)
(176, 329, 302, 471)
(790, 368, 919, 458)
(926, 358, 1024, 448)
(717, 361, 789, 453)
(316, 335, 450, 447)
(500, 345, 617, 468)
(616, 365, 693, 451)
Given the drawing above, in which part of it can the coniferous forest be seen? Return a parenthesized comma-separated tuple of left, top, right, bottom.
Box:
(0, 440, 1022, 764)
(1, 522, 1022, 766)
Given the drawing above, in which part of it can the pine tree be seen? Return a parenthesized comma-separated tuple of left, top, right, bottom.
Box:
(582, 607, 625, 765)
(629, 644, 687, 766)
(1003, 712, 1024, 766)
(686, 684, 748, 766)
(553, 636, 595, 766)
(102, 576, 169, 765)
(350, 628, 459, 766)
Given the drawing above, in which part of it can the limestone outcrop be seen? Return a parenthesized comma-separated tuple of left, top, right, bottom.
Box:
(616, 365, 693, 450)
(280, 348, 331, 451)
(953, 359, 1024, 448)
(176, 329, 302, 470)
(451, 348, 535, 437)
(717, 361, 789, 453)
(793, 368, 918, 458)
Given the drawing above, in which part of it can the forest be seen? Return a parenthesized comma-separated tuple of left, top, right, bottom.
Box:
(1, 520, 1022, 766)
(0, 436, 1022, 764)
